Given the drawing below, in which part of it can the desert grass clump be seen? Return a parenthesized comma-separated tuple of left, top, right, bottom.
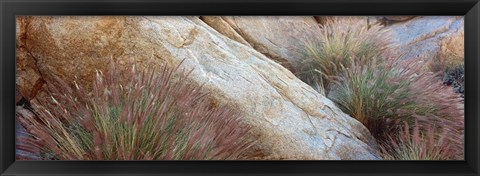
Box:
(326, 51, 464, 157)
(16, 61, 253, 160)
(297, 19, 395, 95)
(381, 121, 455, 160)
(406, 67, 464, 159)
(298, 18, 464, 159)
(328, 59, 424, 134)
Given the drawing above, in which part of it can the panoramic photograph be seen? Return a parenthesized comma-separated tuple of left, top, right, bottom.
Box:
(15, 16, 464, 160)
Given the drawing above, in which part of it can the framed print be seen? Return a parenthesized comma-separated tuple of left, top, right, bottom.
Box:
(1, 0, 479, 176)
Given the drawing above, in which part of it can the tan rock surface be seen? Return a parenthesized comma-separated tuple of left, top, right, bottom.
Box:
(16, 16, 380, 160)
(218, 16, 322, 72)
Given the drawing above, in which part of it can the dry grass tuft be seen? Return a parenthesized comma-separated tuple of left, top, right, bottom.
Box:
(16, 61, 254, 160)
(381, 121, 456, 160)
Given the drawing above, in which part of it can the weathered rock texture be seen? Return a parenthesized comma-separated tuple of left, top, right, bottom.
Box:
(200, 16, 252, 47)
(206, 16, 322, 72)
(16, 17, 45, 101)
(385, 16, 464, 63)
(16, 16, 380, 160)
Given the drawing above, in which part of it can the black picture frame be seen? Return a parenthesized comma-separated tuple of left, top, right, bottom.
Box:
(1, 0, 479, 176)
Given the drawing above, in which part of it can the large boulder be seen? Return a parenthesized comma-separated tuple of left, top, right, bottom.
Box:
(207, 16, 322, 72)
(385, 16, 464, 64)
(16, 16, 380, 160)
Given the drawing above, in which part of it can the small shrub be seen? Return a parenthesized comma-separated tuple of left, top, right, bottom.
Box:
(381, 121, 455, 160)
(16, 61, 253, 160)
(442, 64, 464, 97)
(428, 39, 464, 98)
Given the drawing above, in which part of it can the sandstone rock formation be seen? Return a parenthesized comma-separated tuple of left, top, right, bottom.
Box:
(16, 16, 380, 160)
